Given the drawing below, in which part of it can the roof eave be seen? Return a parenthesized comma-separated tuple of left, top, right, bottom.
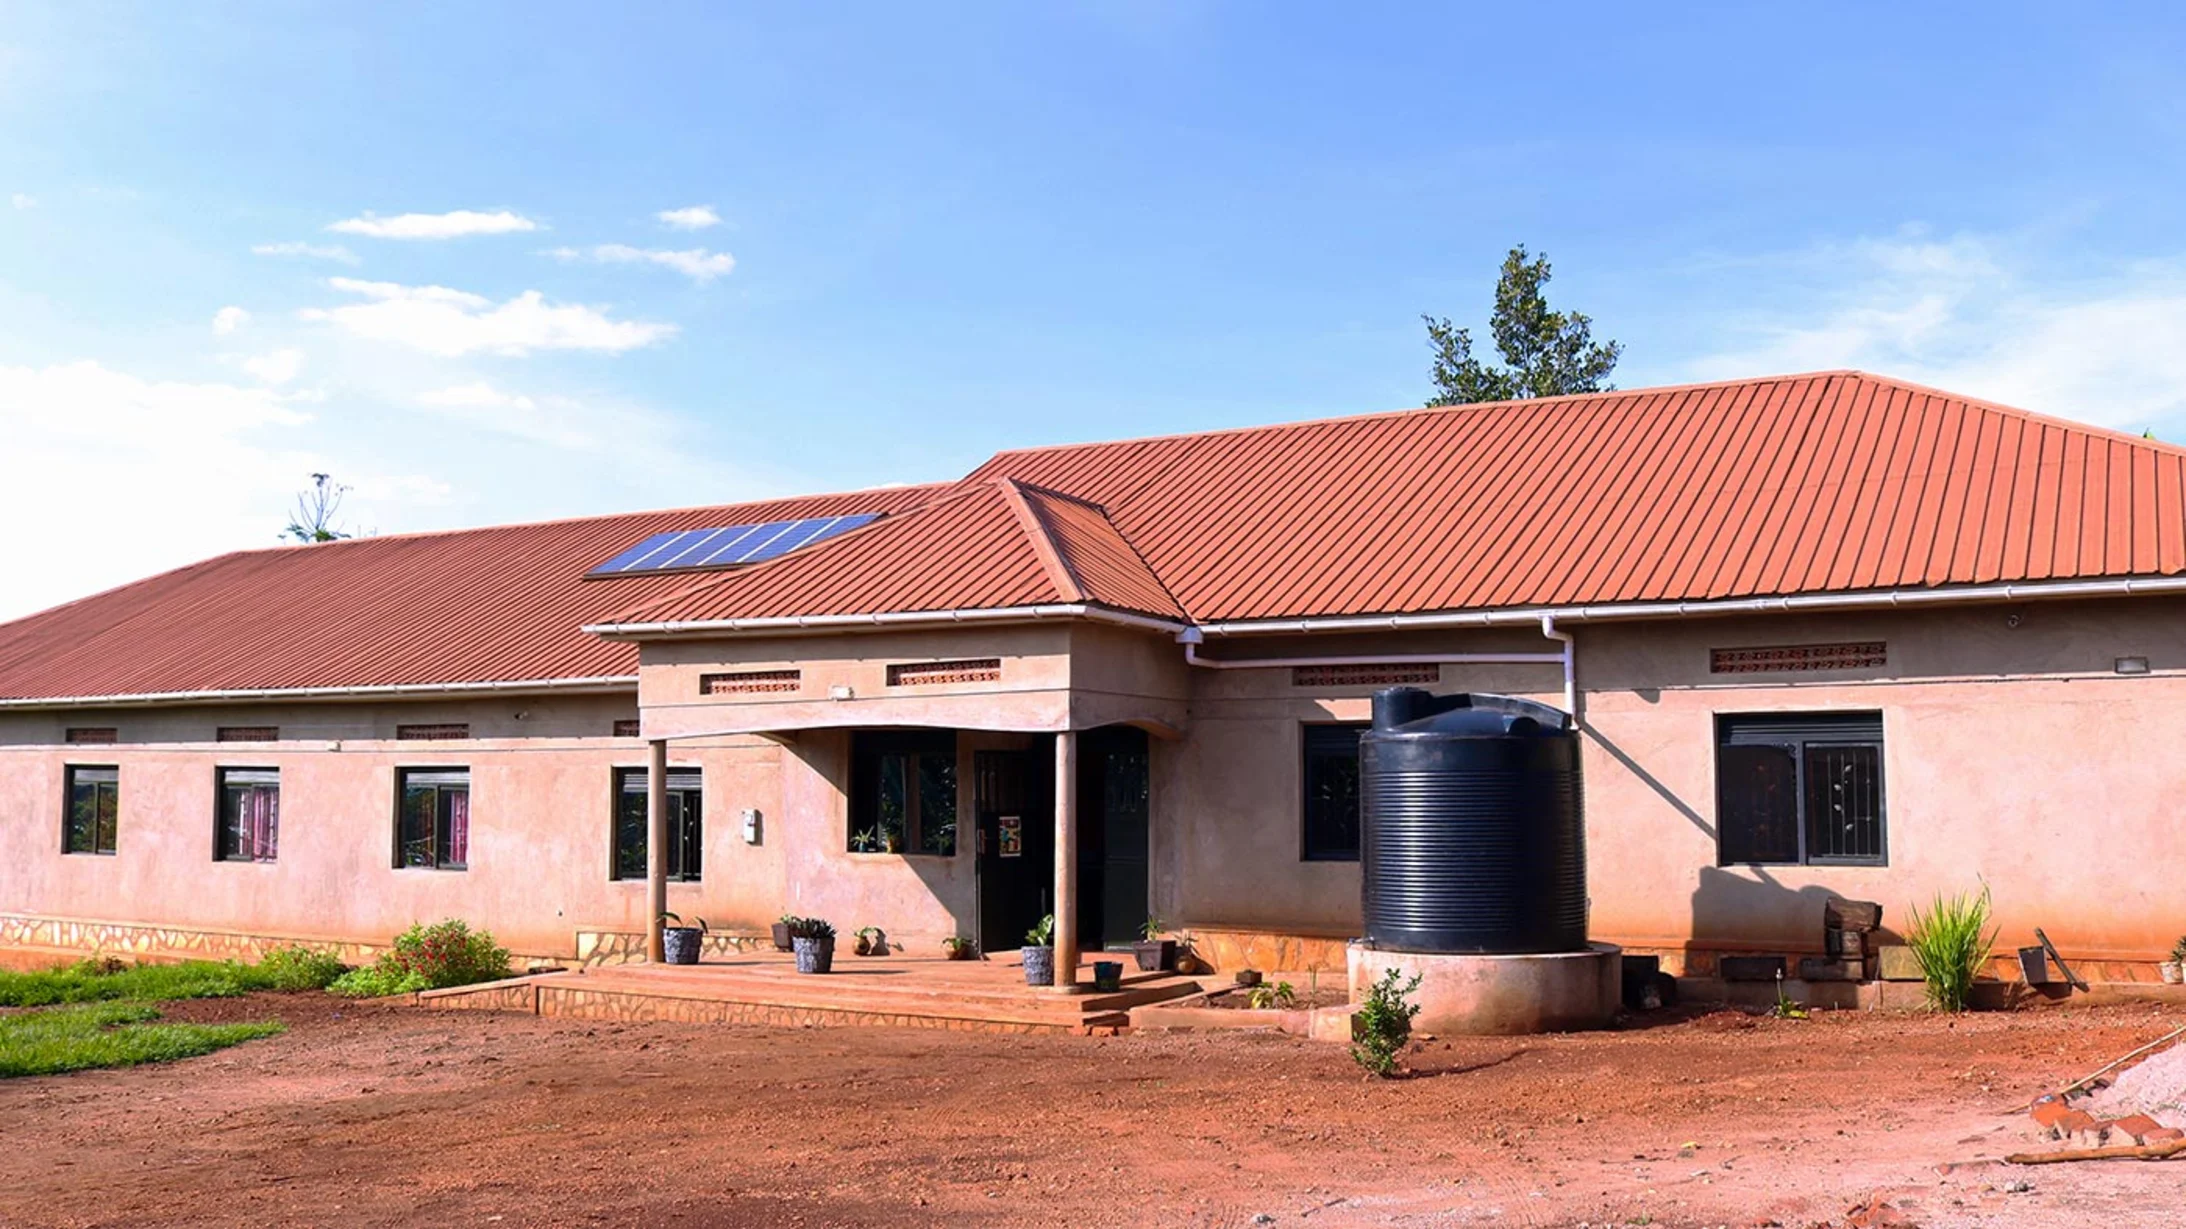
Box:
(0, 674, 639, 712)
(583, 602, 1192, 641)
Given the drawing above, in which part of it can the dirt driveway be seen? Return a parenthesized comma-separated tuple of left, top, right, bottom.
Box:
(1, 995, 2181, 1228)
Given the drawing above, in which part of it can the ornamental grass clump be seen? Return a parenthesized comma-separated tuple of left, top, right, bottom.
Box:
(329, 920, 510, 998)
(1904, 886, 1997, 1012)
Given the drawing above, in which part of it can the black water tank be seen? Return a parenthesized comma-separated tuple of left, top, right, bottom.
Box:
(1360, 688, 1585, 954)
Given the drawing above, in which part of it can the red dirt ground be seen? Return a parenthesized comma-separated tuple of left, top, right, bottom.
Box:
(1, 994, 2182, 1228)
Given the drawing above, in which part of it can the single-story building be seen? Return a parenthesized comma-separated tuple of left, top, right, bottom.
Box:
(4, 370, 2182, 982)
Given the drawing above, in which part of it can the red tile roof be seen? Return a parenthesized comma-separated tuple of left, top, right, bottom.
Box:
(0, 485, 945, 701)
(7, 370, 2186, 704)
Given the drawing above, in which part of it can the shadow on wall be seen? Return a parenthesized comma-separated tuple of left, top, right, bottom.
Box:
(1691, 865, 1846, 957)
(778, 732, 970, 952)
(1582, 725, 1715, 843)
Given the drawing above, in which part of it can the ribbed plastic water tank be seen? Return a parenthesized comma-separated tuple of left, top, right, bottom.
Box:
(1360, 688, 1585, 954)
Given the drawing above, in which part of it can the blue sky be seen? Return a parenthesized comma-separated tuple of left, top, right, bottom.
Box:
(6, 3, 2186, 618)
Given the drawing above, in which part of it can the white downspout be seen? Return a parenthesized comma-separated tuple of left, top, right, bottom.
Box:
(1539, 614, 1576, 720)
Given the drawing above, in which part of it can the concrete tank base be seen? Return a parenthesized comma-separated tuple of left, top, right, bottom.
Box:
(1347, 941, 1622, 1036)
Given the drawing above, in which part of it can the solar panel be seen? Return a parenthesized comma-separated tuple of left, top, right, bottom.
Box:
(588, 513, 882, 577)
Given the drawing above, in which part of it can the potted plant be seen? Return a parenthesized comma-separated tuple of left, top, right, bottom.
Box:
(771, 914, 797, 952)
(1092, 959, 1124, 992)
(854, 926, 888, 956)
(942, 936, 977, 961)
(1132, 916, 1177, 972)
(792, 917, 837, 974)
(1021, 914, 1055, 986)
(659, 912, 707, 966)
(2164, 936, 2186, 985)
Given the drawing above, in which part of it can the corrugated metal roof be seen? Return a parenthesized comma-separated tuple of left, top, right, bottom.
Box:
(612, 478, 1185, 625)
(0, 485, 944, 701)
(9, 369, 2186, 703)
(962, 371, 2186, 621)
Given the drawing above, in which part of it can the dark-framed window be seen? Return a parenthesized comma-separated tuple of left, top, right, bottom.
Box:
(395, 768, 470, 870)
(64, 766, 119, 855)
(848, 731, 957, 856)
(612, 768, 702, 881)
(1301, 723, 1365, 862)
(217, 768, 280, 863)
(1716, 712, 1886, 867)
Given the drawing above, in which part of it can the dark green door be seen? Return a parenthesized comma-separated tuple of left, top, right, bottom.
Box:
(975, 743, 1053, 955)
(1079, 726, 1151, 952)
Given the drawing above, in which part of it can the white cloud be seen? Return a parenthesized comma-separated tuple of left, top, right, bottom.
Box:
(299, 277, 676, 357)
(326, 209, 539, 240)
(1681, 230, 2186, 431)
(0, 361, 320, 618)
(656, 204, 721, 231)
(212, 306, 249, 335)
(9, 193, 32, 210)
(251, 240, 360, 265)
(547, 243, 736, 283)
(242, 348, 305, 385)
(417, 380, 598, 450)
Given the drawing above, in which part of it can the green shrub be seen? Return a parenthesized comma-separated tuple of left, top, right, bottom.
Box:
(327, 965, 430, 998)
(328, 920, 510, 998)
(1905, 885, 1998, 1012)
(0, 1002, 283, 1078)
(1350, 966, 1423, 1078)
(0, 958, 273, 1007)
(256, 945, 348, 991)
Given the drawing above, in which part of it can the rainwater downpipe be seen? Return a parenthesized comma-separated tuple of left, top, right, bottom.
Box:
(1177, 616, 1579, 722)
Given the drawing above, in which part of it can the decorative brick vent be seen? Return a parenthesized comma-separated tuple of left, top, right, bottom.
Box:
(701, 669, 801, 695)
(64, 727, 118, 744)
(216, 726, 279, 742)
(612, 719, 641, 738)
(887, 658, 1003, 686)
(395, 723, 471, 741)
(1710, 642, 1888, 674)
(1290, 664, 1439, 688)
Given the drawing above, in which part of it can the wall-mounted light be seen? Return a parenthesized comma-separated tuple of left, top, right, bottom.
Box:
(2116, 656, 2152, 676)
(741, 808, 762, 844)
(829, 684, 855, 700)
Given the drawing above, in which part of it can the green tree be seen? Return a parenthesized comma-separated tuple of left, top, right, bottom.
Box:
(1423, 245, 1622, 405)
(283, 473, 352, 544)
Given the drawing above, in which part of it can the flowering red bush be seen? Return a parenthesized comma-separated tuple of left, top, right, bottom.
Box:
(387, 920, 510, 987)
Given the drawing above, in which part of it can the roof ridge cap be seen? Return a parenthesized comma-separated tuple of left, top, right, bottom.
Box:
(970, 371, 1873, 467)
(994, 478, 1088, 604)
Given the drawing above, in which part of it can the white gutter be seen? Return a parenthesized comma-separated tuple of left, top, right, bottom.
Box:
(584, 602, 1192, 639)
(0, 674, 637, 712)
(1178, 620, 1579, 719)
(1188, 575, 2186, 638)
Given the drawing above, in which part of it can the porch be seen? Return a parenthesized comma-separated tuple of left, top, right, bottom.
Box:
(420, 948, 1206, 1035)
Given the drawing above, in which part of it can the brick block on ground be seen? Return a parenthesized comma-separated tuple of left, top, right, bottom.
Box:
(2111, 1114, 2167, 1144)
(1798, 957, 1863, 982)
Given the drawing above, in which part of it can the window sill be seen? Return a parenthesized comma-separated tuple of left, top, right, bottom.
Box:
(846, 850, 958, 860)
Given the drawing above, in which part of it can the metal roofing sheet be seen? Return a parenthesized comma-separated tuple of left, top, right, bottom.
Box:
(0, 485, 944, 701)
(964, 371, 2186, 622)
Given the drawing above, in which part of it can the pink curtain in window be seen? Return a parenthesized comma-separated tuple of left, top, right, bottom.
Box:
(446, 789, 469, 865)
(248, 786, 279, 861)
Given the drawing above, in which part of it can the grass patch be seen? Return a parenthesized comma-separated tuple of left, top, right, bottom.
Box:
(0, 958, 279, 1008)
(0, 1002, 283, 1078)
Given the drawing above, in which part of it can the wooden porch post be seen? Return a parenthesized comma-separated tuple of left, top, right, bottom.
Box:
(646, 737, 669, 963)
(1053, 729, 1080, 990)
